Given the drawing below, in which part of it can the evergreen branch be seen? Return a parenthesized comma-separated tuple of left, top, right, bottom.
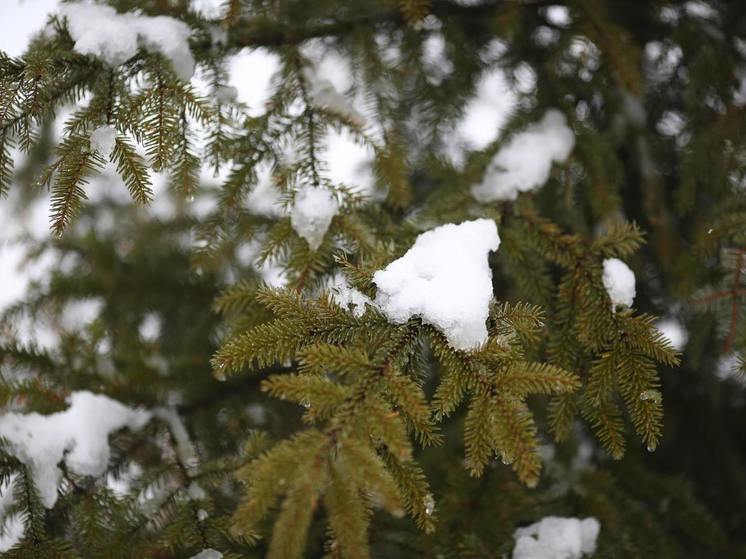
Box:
(49, 137, 100, 234)
(112, 136, 153, 204)
(380, 448, 436, 534)
(325, 465, 372, 559)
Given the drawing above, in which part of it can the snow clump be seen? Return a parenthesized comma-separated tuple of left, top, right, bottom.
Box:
(373, 219, 500, 351)
(0, 391, 151, 508)
(290, 187, 339, 250)
(59, 3, 195, 80)
(513, 516, 600, 559)
(471, 109, 575, 203)
(602, 257, 636, 309)
(89, 125, 117, 157)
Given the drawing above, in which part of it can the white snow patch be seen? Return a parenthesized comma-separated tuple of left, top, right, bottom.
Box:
(190, 549, 223, 559)
(684, 1, 718, 20)
(226, 48, 280, 116)
(89, 124, 117, 157)
(657, 111, 687, 137)
(656, 317, 688, 351)
(328, 273, 372, 317)
(513, 516, 600, 559)
(471, 110, 575, 203)
(61, 297, 104, 331)
(373, 219, 500, 350)
(246, 171, 287, 218)
(545, 5, 572, 27)
(235, 240, 288, 288)
(0, 391, 150, 508)
(139, 312, 163, 342)
(303, 67, 365, 126)
(602, 258, 636, 309)
(59, 3, 195, 80)
(456, 69, 515, 152)
(290, 187, 339, 250)
(716, 353, 743, 382)
(325, 129, 378, 199)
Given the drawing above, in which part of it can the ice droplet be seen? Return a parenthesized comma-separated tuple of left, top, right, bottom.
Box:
(647, 444, 657, 452)
(197, 509, 209, 521)
(639, 389, 662, 404)
(214, 363, 227, 382)
(423, 493, 435, 516)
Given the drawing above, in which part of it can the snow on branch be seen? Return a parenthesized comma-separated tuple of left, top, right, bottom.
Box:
(513, 516, 600, 559)
(471, 110, 575, 203)
(602, 257, 636, 309)
(58, 3, 195, 80)
(302, 66, 366, 126)
(290, 187, 339, 251)
(373, 219, 500, 350)
(0, 391, 151, 508)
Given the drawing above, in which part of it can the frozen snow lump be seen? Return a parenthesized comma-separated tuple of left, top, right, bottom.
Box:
(373, 219, 500, 351)
(513, 516, 601, 559)
(471, 109, 575, 203)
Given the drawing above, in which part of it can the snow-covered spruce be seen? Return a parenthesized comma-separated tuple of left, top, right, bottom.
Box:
(290, 187, 339, 251)
(0, 391, 150, 508)
(89, 124, 117, 158)
(471, 109, 575, 203)
(513, 516, 601, 559)
(302, 67, 366, 126)
(373, 219, 500, 351)
(58, 3, 195, 80)
(602, 257, 636, 309)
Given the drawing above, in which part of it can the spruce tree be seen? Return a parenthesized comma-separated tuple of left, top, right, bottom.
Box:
(0, 1, 745, 558)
